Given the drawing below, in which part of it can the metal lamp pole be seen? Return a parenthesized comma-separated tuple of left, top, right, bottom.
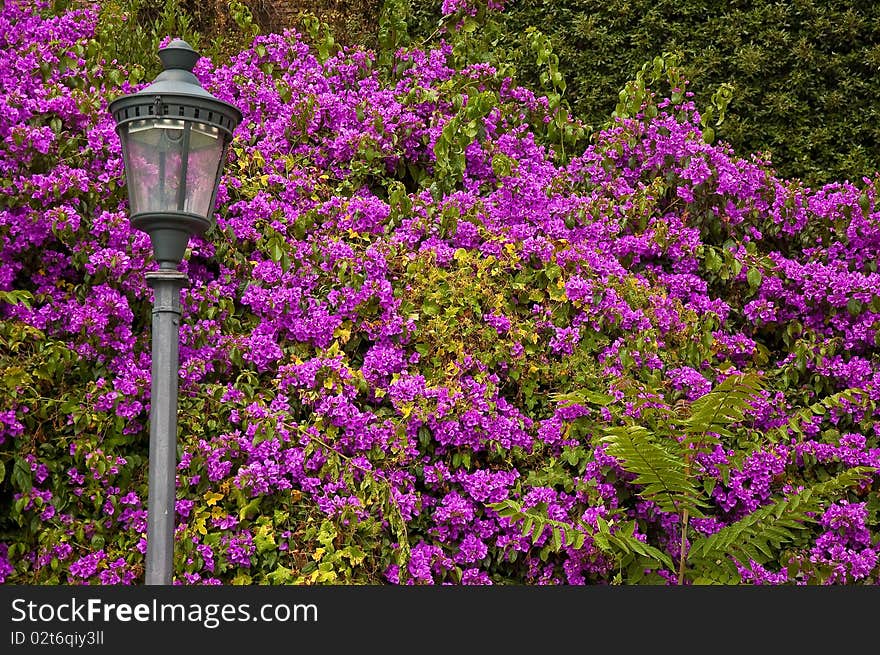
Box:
(109, 40, 241, 585)
(144, 270, 187, 584)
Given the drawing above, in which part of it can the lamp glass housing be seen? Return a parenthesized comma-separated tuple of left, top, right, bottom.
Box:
(119, 118, 225, 220)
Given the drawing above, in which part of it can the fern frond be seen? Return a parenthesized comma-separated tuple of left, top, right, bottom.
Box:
(489, 499, 587, 550)
(680, 372, 764, 449)
(550, 389, 616, 408)
(491, 499, 678, 574)
(689, 467, 875, 570)
(600, 425, 706, 516)
(592, 516, 676, 572)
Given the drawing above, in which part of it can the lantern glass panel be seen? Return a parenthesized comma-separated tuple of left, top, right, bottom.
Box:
(120, 118, 225, 219)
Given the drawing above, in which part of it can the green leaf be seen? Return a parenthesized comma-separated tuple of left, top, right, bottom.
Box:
(746, 267, 762, 290)
(239, 497, 261, 520)
(11, 457, 32, 492)
(551, 526, 562, 551)
(270, 239, 284, 262)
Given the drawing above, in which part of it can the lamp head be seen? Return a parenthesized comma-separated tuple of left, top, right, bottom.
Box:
(109, 40, 241, 269)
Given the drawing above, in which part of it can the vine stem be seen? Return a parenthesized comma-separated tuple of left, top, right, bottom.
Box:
(677, 507, 689, 585)
(677, 455, 692, 585)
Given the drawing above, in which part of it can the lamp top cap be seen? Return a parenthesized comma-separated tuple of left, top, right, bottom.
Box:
(158, 39, 200, 73)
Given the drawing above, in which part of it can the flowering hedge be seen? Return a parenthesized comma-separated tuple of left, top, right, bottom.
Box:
(1, 0, 878, 585)
(406, 0, 880, 185)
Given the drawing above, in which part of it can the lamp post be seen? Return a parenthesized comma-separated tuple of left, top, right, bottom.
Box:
(109, 39, 241, 585)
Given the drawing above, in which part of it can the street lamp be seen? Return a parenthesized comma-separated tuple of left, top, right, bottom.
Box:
(109, 39, 241, 585)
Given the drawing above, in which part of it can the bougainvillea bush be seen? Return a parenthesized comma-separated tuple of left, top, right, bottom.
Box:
(1, 0, 878, 585)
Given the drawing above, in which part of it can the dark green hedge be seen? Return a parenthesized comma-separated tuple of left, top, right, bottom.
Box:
(407, 0, 880, 185)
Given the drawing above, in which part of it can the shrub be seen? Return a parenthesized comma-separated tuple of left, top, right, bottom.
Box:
(406, 0, 880, 186)
(1, 0, 878, 585)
